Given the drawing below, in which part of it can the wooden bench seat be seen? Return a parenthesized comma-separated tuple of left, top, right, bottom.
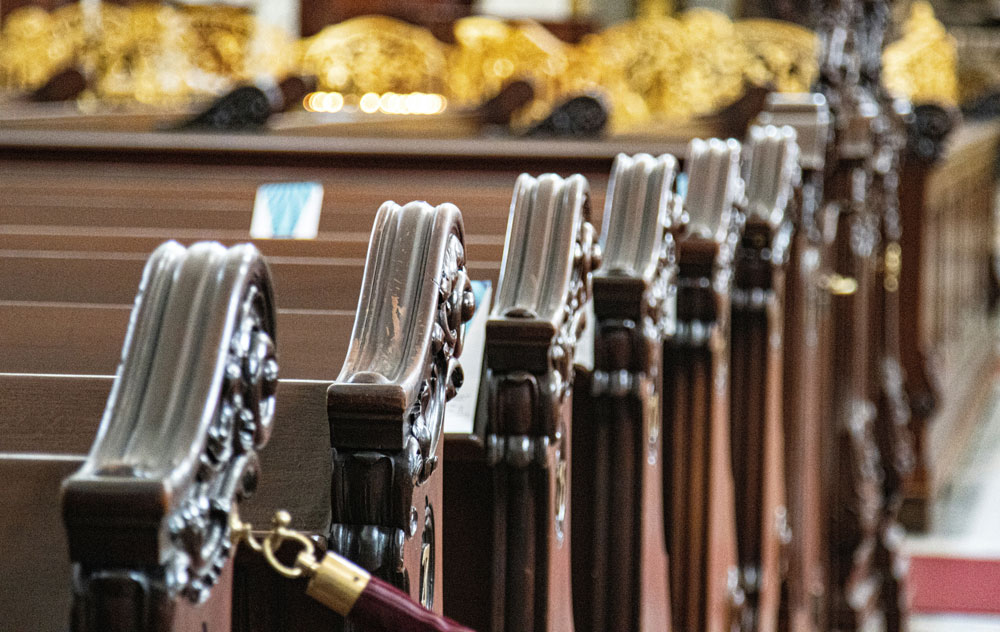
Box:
(0, 154, 615, 241)
(0, 250, 500, 309)
(0, 302, 352, 379)
(0, 227, 506, 261)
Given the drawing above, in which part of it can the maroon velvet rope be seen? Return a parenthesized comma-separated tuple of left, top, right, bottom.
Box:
(349, 576, 477, 632)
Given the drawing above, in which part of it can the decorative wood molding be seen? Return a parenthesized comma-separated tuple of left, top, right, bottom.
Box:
(63, 240, 278, 631)
(755, 92, 833, 632)
(443, 172, 598, 632)
(664, 137, 745, 632)
(729, 124, 800, 632)
(572, 152, 678, 631)
(327, 201, 473, 613)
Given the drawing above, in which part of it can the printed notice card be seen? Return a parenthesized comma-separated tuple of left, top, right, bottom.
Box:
(250, 181, 324, 239)
(443, 280, 492, 437)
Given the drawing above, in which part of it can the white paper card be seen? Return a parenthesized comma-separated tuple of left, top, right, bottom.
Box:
(250, 181, 324, 239)
(474, 0, 572, 20)
(575, 298, 596, 371)
(444, 281, 492, 437)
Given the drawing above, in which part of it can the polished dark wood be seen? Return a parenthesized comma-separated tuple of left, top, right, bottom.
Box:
(443, 172, 598, 632)
(0, 250, 499, 310)
(0, 454, 84, 631)
(729, 125, 800, 632)
(571, 152, 676, 632)
(755, 93, 834, 632)
(663, 138, 744, 632)
(818, 18, 886, 624)
(62, 241, 278, 631)
(326, 201, 473, 621)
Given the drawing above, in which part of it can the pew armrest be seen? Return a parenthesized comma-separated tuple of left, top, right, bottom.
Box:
(63, 241, 278, 629)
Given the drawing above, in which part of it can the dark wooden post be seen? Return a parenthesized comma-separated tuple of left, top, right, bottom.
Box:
(756, 92, 834, 632)
(815, 2, 893, 628)
(571, 152, 678, 632)
(326, 201, 474, 627)
(729, 124, 801, 632)
(662, 137, 745, 632)
(443, 173, 599, 632)
(63, 241, 279, 632)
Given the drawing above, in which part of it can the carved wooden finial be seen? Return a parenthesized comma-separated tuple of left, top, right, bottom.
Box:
(327, 201, 472, 612)
(63, 241, 277, 631)
(684, 137, 744, 243)
(743, 124, 800, 228)
(667, 137, 746, 631)
(443, 172, 597, 632)
(573, 152, 678, 631)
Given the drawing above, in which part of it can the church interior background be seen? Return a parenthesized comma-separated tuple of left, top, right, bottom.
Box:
(1, 0, 999, 631)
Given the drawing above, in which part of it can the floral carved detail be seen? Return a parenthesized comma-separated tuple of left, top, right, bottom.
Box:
(411, 231, 474, 484)
(167, 283, 278, 603)
(550, 216, 600, 400)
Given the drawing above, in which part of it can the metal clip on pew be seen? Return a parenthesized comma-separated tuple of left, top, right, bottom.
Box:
(570, 153, 679, 632)
(443, 173, 599, 632)
(663, 137, 745, 632)
(62, 242, 279, 631)
(728, 124, 801, 632)
(326, 201, 474, 628)
(754, 93, 833, 632)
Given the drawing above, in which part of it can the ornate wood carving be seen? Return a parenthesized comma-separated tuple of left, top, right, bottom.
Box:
(443, 172, 598, 632)
(869, 72, 917, 632)
(730, 124, 800, 632)
(663, 137, 745, 632)
(816, 2, 894, 626)
(896, 102, 959, 532)
(571, 152, 678, 632)
(63, 240, 278, 632)
(755, 92, 834, 632)
(327, 201, 474, 621)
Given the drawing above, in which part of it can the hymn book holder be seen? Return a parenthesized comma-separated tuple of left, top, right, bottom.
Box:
(443, 173, 598, 632)
(755, 93, 833, 632)
(663, 137, 745, 632)
(328, 201, 474, 624)
(63, 241, 278, 632)
(729, 124, 801, 632)
(570, 153, 678, 632)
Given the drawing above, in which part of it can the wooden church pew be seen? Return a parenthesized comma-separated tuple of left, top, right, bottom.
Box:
(571, 152, 677, 632)
(0, 302, 353, 379)
(0, 250, 501, 310)
(0, 242, 332, 631)
(58, 241, 281, 631)
(755, 93, 835, 632)
(822, 95, 885, 631)
(663, 137, 745, 632)
(5, 170, 608, 628)
(0, 142, 633, 246)
(728, 124, 800, 632)
(0, 228, 507, 262)
(443, 172, 598, 632)
(0, 131, 828, 628)
(2, 208, 475, 630)
(230, 200, 476, 630)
